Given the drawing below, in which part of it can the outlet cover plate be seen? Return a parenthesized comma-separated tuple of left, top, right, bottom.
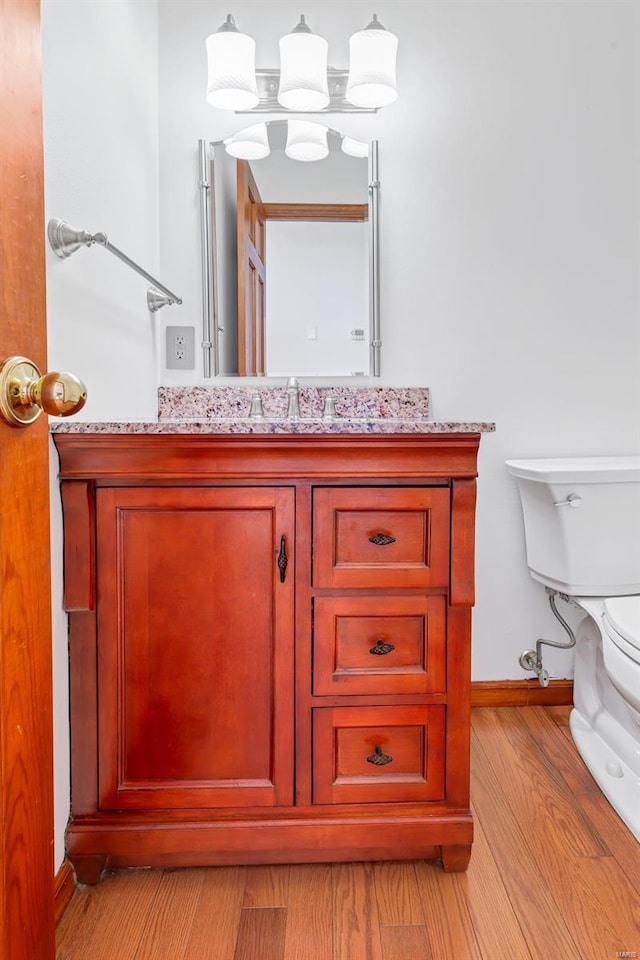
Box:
(166, 325, 195, 370)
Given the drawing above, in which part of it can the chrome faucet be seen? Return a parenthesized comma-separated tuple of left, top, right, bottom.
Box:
(286, 377, 300, 419)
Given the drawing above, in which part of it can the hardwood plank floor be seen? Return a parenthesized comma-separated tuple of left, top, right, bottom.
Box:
(55, 708, 640, 960)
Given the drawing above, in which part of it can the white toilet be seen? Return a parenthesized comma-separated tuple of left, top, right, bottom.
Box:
(506, 456, 640, 840)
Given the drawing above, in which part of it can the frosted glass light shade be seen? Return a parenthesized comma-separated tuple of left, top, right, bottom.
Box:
(278, 16, 329, 111)
(224, 123, 270, 160)
(341, 137, 369, 158)
(285, 120, 329, 162)
(346, 15, 398, 109)
(206, 16, 259, 111)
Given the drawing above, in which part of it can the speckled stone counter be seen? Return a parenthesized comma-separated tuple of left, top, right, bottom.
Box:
(51, 418, 494, 434)
(50, 386, 495, 435)
(157, 386, 434, 421)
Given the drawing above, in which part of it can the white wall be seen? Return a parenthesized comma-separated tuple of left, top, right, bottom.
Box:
(266, 221, 369, 375)
(42, 0, 160, 868)
(43, 0, 639, 865)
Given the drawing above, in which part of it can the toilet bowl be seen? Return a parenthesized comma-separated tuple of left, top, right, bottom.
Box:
(570, 595, 640, 840)
(506, 455, 640, 841)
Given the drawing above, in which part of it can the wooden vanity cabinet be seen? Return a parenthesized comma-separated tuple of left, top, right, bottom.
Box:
(53, 432, 480, 882)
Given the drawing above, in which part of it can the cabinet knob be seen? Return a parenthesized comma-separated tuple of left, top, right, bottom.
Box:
(368, 533, 396, 546)
(369, 639, 395, 656)
(366, 745, 393, 766)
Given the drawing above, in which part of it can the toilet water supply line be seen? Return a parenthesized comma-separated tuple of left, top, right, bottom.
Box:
(519, 589, 577, 687)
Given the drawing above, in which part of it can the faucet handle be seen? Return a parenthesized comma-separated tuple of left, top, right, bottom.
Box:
(248, 392, 264, 419)
(285, 378, 300, 419)
(322, 395, 337, 420)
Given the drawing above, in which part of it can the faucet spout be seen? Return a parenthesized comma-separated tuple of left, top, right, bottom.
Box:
(286, 377, 300, 419)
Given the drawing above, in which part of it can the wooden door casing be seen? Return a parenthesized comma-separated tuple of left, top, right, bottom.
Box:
(0, 0, 56, 956)
(96, 487, 295, 810)
(237, 160, 266, 376)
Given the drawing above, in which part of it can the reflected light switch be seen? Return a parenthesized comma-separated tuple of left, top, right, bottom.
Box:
(306, 326, 317, 340)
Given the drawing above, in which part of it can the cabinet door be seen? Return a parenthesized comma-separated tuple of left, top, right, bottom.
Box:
(96, 487, 294, 810)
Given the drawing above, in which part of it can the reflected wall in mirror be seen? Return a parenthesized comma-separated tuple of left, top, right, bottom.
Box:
(201, 122, 379, 378)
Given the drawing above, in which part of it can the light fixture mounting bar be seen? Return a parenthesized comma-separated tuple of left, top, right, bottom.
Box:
(234, 68, 377, 114)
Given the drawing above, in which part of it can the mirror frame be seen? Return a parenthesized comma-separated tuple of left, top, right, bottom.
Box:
(197, 135, 380, 379)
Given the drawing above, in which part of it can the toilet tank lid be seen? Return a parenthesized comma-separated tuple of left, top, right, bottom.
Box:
(505, 456, 640, 483)
(604, 597, 640, 650)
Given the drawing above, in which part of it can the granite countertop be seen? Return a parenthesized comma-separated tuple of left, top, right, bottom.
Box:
(50, 418, 494, 435)
(50, 386, 495, 435)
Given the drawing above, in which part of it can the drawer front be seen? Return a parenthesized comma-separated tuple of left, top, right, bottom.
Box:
(313, 706, 445, 804)
(313, 487, 450, 588)
(313, 596, 446, 695)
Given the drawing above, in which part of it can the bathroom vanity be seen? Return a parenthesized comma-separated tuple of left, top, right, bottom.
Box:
(52, 388, 493, 882)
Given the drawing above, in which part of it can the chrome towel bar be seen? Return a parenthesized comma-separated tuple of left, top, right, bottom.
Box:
(47, 218, 182, 312)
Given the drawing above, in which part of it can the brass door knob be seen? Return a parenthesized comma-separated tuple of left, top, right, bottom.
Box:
(0, 356, 87, 427)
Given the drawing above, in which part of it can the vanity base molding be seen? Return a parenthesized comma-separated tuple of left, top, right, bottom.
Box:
(67, 814, 472, 883)
(54, 432, 482, 881)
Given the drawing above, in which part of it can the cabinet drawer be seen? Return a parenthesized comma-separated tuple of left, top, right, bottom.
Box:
(313, 706, 445, 804)
(313, 487, 450, 588)
(313, 596, 446, 696)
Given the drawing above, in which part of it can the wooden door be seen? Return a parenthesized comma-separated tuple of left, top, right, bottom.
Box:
(0, 1, 56, 957)
(96, 487, 295, 810)
(237, 160, 266, 375)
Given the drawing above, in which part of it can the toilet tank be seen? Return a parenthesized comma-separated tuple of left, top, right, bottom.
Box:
(506, 456, 640, 596)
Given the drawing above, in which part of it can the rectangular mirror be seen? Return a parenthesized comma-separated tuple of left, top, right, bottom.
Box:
(199, 126, 380, 378)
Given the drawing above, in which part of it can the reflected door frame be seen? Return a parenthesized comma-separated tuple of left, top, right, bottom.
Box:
(237, 160, 267, 376)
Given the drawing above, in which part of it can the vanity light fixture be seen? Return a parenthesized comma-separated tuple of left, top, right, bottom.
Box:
(345, 14, 398, 108)
(224, 121, 270, 159)
(221, 120, 367, 163)
(206, 12, 398, 114)
(285, 120, 329, 162)
(341, 136, 370, 158)
(278, 15, 329, 111)
(206, 14, 259, 110)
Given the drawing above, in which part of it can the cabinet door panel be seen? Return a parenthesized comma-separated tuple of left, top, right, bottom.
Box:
(313, 596, 446, 695)
(96, 487, 294, 810)
(312, 488, 450, 588)
(313, 706, 445, 804)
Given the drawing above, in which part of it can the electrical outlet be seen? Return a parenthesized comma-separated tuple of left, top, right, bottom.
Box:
(166, 326, 195, 370)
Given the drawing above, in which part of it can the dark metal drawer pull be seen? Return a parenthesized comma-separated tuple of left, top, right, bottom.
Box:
(277, 535, 288, 583)
(366, 745, 393, 766)
(369, 639, 395, 656)
(368, 533, 396, 546)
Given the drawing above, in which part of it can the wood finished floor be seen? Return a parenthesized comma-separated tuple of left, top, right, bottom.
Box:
(55, 707, 640, 960)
